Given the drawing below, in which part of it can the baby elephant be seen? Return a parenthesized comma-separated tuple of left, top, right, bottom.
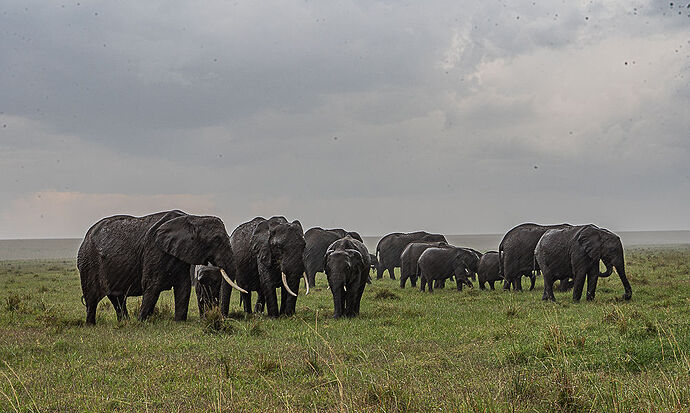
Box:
(192, 265, 222, 317)
(477, 251, 502, 290)
(417, 247, 474, 292)
(324, 236, 370, 318)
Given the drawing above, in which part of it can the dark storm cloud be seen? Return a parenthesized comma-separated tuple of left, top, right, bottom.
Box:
(0, 0, 688, 238)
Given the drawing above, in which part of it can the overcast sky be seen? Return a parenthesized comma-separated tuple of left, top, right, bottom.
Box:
(1, 1, 688, 239)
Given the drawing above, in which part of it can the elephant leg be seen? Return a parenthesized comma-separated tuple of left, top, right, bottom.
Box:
(254, 290, 265, 313)
(503, 277, 511, 291)
(542, 277, 556, 301)
(420, 276, 426, 292)
(85, 292, 102, 325)
(514, 277, 523, 292)
(428, 279, 434, 293)
(353, 277, 366, 316)
(281, 276, 300, 316)
(489, 281, 495, 290)
(219, 281, 231, 316)
(388, 266, 396, 280)
(307, 271, 316, 288)
(400, 275, 406, 289)
(139, 288, 161, 321)
(572, 271, 587, 302)
(107, 295, 128, 321)
(173, 277, 191, 322)
(376, 263, 383, 279)
(479, 280, 486, 290)
(586, 273, 599, 301)
(242, 292, 253, 314)
(529, 274, 536, 291)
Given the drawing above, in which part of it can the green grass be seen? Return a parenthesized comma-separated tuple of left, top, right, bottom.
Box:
(0, 247, 689, 412)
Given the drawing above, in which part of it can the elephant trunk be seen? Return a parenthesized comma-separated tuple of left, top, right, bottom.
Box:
(598, 261, 613, 278)
(615, 264, 632, 300)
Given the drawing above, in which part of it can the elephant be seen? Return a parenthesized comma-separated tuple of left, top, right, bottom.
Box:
(535, 224, 632, 302)
(498, 223, 572, 291)
(417, 247, 475, 292)
(220, 216, 307, 318)
(324, 235, 370, 318)
(477, 251, 502, 290)
(433, 247, 482, 289)
(399, 241, 449, 288)
(192, 265, 222, 317)
(303, 227, 363, 288)
(77, 211, 245, 325)
(375, 232, 447, 280)
(369, 253, 379, 276)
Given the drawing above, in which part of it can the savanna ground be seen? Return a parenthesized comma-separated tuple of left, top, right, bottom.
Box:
(0, 247, 689, 412)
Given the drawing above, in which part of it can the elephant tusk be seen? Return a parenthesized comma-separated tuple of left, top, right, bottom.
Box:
(220, 269, 248, 294)
(343, 285, 347, 292)
(282, 273, 297, 297)
(303, 273, 310, 295)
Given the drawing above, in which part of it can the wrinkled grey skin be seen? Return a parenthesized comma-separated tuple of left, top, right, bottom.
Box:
(78, 211, 236, 325)
(399, 241, 449, 288)
(477, 251, 503, 290)
(417, 247, 475, 292)
(324, 236, 370, 318)
(303, 227, 363, 288)
(499, 223, 572, 291)
(220, 216, 306, 318)
(535, 224, 632, 302)
(192, 265, 222, 317)
(376, 232, 447, 280)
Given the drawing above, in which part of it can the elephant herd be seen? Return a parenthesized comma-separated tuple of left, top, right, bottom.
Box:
(77, 212, 632, 325)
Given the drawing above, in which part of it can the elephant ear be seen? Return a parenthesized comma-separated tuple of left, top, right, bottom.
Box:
(577, 225, 603, 261)
(154, 215, 206, 264)
(323, 249, 335, 275)
(251, 220, 272, 267)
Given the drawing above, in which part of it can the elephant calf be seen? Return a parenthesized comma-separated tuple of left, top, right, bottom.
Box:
(325, 236, 370, 318)
(417, 247, 474, 292)
(192, 265, 222, 317)
(477, 251, 502, 290)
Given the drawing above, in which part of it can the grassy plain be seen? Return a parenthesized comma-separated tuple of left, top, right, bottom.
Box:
(0, 246, 689, 412)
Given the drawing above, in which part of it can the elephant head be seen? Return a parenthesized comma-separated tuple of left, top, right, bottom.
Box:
(193, 265, 222, 317)
(252, 218, 308, 295)
(153, 214, 247, 294)
(462, 248, 483, 279)
(452, 250, 474, 289)
(576, 225, 632, 300)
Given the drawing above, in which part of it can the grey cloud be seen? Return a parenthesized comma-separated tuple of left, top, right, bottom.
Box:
(0, 0, 688, 237)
